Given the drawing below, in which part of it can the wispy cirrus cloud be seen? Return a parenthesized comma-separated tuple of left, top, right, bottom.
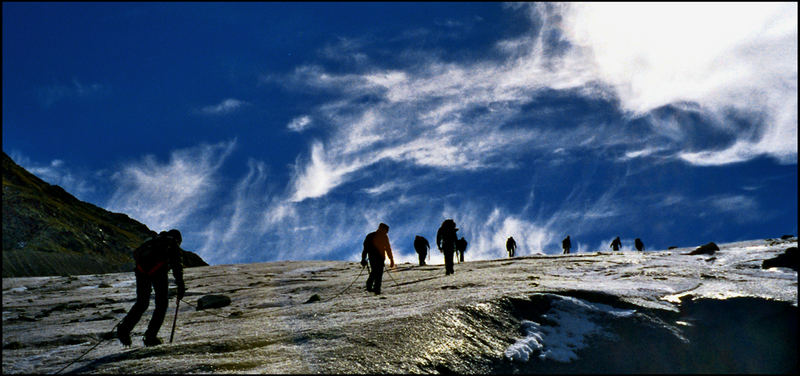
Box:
(181, 3, 795, 264)
(276, 2, 795, 206)
(106, 140, 236, 232)
(196, 158, 273, 264)
(287, 115, 312, 132)
(9, 152, 97, 201)
(198, 98, 248, 115)
(319, 36, 369, 65)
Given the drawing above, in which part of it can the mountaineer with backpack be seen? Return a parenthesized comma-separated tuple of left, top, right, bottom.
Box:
(456, 237, 468, 263)
(361, 223, 396, 295)
(437, 219, 459, 275)
(414, 235, 430, 266)
(117, 229, 186, 347)
(610, 236, 622, 251)
(506, 236, 517, 258)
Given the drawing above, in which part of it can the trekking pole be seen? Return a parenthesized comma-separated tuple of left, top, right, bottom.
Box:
(169, 297, 180, 343)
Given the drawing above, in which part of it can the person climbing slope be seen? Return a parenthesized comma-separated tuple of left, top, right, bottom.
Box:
(361, 223, 396, 295)
(117, 229, 186, 347)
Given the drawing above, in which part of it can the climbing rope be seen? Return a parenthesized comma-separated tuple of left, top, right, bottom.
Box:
(384, 266, 400, 287)
(52, 264, 377, 374)
(183, 264, 369, 319)
(322, 264, 367, 302)
(54, 321, 121, 375)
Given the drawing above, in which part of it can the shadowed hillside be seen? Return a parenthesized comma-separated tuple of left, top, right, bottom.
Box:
(2, 152, 207, 277)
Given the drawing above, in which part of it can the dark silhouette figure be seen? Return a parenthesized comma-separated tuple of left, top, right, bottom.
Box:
(436, 219, 459, 275)
(456, 237, 468, 263)
(118, 229, 186, 347)
(610, 237, 622, 251)
(361, 223, 395, 295)
(562, 235, 571, 255)
(506, 236, 516, 258)
(635, 238, 644, 252)
(414, 235, 430, 266)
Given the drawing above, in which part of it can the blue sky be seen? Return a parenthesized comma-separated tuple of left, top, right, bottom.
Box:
(3, 3, 797, 265)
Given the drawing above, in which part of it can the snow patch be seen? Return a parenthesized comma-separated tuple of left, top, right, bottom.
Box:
(505, 295, 636, 363)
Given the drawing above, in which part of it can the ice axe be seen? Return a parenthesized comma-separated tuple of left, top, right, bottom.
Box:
(169, 298, 180, 343)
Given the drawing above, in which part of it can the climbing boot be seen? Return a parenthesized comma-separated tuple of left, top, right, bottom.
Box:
(143, 336, 163, 347)
(116, 328, 132, 347)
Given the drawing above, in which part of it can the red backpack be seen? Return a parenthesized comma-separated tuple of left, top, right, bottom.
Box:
(133, 234, 171, 275)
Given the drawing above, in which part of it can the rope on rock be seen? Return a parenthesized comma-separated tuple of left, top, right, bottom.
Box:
(54, 321, 121, 375)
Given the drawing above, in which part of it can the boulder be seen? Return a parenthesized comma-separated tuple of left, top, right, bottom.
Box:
(762, 247, 798, 271)
(196, 294, 231, 310)
(305, 294, 321, 304)
(688, 242, 719, 255)
(780, 234, 795, 240)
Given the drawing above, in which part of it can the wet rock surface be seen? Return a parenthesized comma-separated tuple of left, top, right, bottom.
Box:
(2, 238, 797, 374)
(687, 242, 719, 255)
(762, 246, 798, 271)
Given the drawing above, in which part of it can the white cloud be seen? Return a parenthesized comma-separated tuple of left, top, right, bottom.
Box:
(320, 37, 370, 65)
(106, 140, 236, 232)
(199, 98, 248, 115)
(228, 3, 796, 264)
(283, 3, 797, 185)
(557, 2, 797, 165)
(287, 115, 312, 132)
(196, 158, 271, 264)
(620, 146, 667, 161)
(11, 153, 96, 201)
(286, 3, 800, 201)
(709, 194, 758, 213)
(289, 141, 357, 202)
(362, 181, 408, 196)
(439, 206, 555, 261)
(705, 194, 762, 224)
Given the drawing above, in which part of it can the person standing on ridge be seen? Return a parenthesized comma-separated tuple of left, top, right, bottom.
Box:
(361, 223, 395, 295)
(506, 236, 517, 258)
(610, 236, 622, 251)
(635, 238, 644, 252)
(117, 229, 186, 347)
(414, 235, 430, 266)
(437, 219, 459, 275)
(456, 237, 468, 263)
(562, 235, 571, 255)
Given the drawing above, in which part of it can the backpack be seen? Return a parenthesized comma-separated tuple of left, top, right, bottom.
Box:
(133, 234, 171, 275)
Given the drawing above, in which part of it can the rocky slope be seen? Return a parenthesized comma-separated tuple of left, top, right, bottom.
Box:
(2, 237, 796, 374)
(2, 152, 207, 277)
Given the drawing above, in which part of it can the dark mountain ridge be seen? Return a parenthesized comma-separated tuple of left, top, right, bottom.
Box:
(2, 151, 207, 277)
